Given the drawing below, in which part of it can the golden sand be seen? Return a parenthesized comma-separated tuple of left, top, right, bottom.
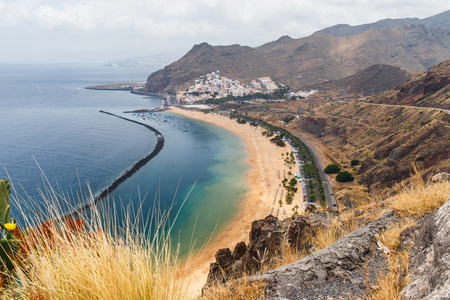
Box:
(170, 107, 304, 296)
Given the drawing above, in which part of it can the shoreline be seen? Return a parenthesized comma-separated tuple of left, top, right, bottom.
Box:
(170, 107, 304, 296)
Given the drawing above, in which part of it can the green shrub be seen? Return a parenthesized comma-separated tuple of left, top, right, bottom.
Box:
(336, 171, 355, 182)
(350, 159, 360, 166)
(324, 164, 340, 174)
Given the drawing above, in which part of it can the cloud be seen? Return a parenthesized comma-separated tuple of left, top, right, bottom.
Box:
(0, 0, 448, 63)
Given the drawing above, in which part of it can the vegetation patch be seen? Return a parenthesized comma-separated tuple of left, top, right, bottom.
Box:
(336, 171, 355, 182)
(390, 173, 450, 217)
(324, 163, 340, 174)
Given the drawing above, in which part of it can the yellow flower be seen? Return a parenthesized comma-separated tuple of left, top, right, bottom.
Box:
(4, 223, 16, 231)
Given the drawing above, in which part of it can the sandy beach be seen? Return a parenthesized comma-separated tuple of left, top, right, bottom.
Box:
(170, 107, 303, 296)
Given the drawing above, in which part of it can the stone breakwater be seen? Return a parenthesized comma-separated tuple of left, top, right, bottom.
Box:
(73, 110, 165, 212)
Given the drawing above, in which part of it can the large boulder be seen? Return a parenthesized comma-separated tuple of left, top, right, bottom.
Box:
(401, 197, 450, 299)
(204, 214, 319, 289)
(259, 210, 398, 299)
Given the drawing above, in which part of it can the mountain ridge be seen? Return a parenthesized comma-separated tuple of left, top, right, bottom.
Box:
(144, 10, 450, 94)
(315, 9, 450, 36)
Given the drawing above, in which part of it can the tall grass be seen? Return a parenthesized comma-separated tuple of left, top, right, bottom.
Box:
(199, 277, 266, 300)
(366, 250, 410, 300)
(369, 172, 450, 300)
(312, 211, 361, 251)
(390, 169, 450, 217)
(2, 177, 192, 300)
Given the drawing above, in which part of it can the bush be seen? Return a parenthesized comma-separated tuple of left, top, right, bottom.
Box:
(350, 159, 360, 166)
(289, 178, 298, 187)
(270, 136, 286, 147)
(324, 164, 341, 174)
(336, 171, 355, 182)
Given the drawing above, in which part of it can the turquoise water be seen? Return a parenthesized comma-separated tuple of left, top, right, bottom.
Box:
(0, 64, 249, 254)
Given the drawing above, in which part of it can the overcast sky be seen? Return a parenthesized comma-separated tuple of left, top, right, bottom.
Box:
(0, 0, 448, 64)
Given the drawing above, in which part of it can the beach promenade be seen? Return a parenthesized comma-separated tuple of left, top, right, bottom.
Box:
(170, 107, 303, 296)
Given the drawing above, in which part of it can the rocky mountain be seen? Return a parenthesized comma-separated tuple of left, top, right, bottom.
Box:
(316, 9, 450, 37)
(306, 64, 412, 97)
(144, 43, 271, 93)
(145, 11, 450, 94)
(369, 59, 450, 110)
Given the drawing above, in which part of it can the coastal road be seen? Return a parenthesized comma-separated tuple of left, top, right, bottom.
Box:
(337, 100, 450, 115)
(291, 136, 337, 211)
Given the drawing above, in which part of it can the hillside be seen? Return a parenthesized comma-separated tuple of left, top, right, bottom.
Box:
(315, 9, 450, 36)
(306, 64, 412, 97)
(369, 59, 450, 110)
(143, 43, 271, 93)
(207, 61, 450, 193)
(145, 20, 450, 93)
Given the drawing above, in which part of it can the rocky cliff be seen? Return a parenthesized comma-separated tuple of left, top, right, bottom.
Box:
(204, 195, 450, 299)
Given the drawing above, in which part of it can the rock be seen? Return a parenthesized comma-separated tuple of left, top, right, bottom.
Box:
(257, 210, 398, 299)
(398, 216, 431, 252)
(388, 147, 404, 161)
(304, 202, 318, 213)
(206, 262, 222, 283)
(215, 248, 234, 270)
(401, 197, 450, 300)
(398, 224, 421, 252)
(204, 212, 333, 293)
(432, 172, 450, 182)
(286, 216, 314, 253)
(250, 215, 283, 263)
(233, 241, 247, 260)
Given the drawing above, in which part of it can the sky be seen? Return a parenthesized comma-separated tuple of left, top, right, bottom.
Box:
(0, 0, 448, 64)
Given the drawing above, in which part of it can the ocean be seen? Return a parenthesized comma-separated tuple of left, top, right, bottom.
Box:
(0, 64, 249, 255)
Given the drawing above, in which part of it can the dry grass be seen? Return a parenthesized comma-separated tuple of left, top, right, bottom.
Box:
(313, 211, 362, 251)
(368, 173, 450, 300)
(265, 241, 308, 271)
(389, 173, 450, 217)
(313, 220, 341, 251)
(2, 182, 192, 300)
(376, 219, 417, 253)
(14, 228, 187, 300)
(366, 250, 410, 300)
(198, 277, 266, 300)
(369, 220, 416, 299)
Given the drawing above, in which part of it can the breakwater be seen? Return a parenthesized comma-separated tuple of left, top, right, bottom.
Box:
(61, 110, 165, 218)
(94, 110, 165, 202)
(69, 110, 165, 215)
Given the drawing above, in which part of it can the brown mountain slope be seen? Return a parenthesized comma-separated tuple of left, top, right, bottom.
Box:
(257, 24, 450, 85)
(315, 9, 450, 37)
(144, 43, 270, 93)
(214, 62, 450, 192)
(305, 64, 412, 96)
(369, 59, 450, 110)
(145, 24, 450, 93)
(243, 100, 450, 193)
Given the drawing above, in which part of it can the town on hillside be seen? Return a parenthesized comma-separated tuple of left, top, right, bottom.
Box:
(176, 71, 316, 103)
